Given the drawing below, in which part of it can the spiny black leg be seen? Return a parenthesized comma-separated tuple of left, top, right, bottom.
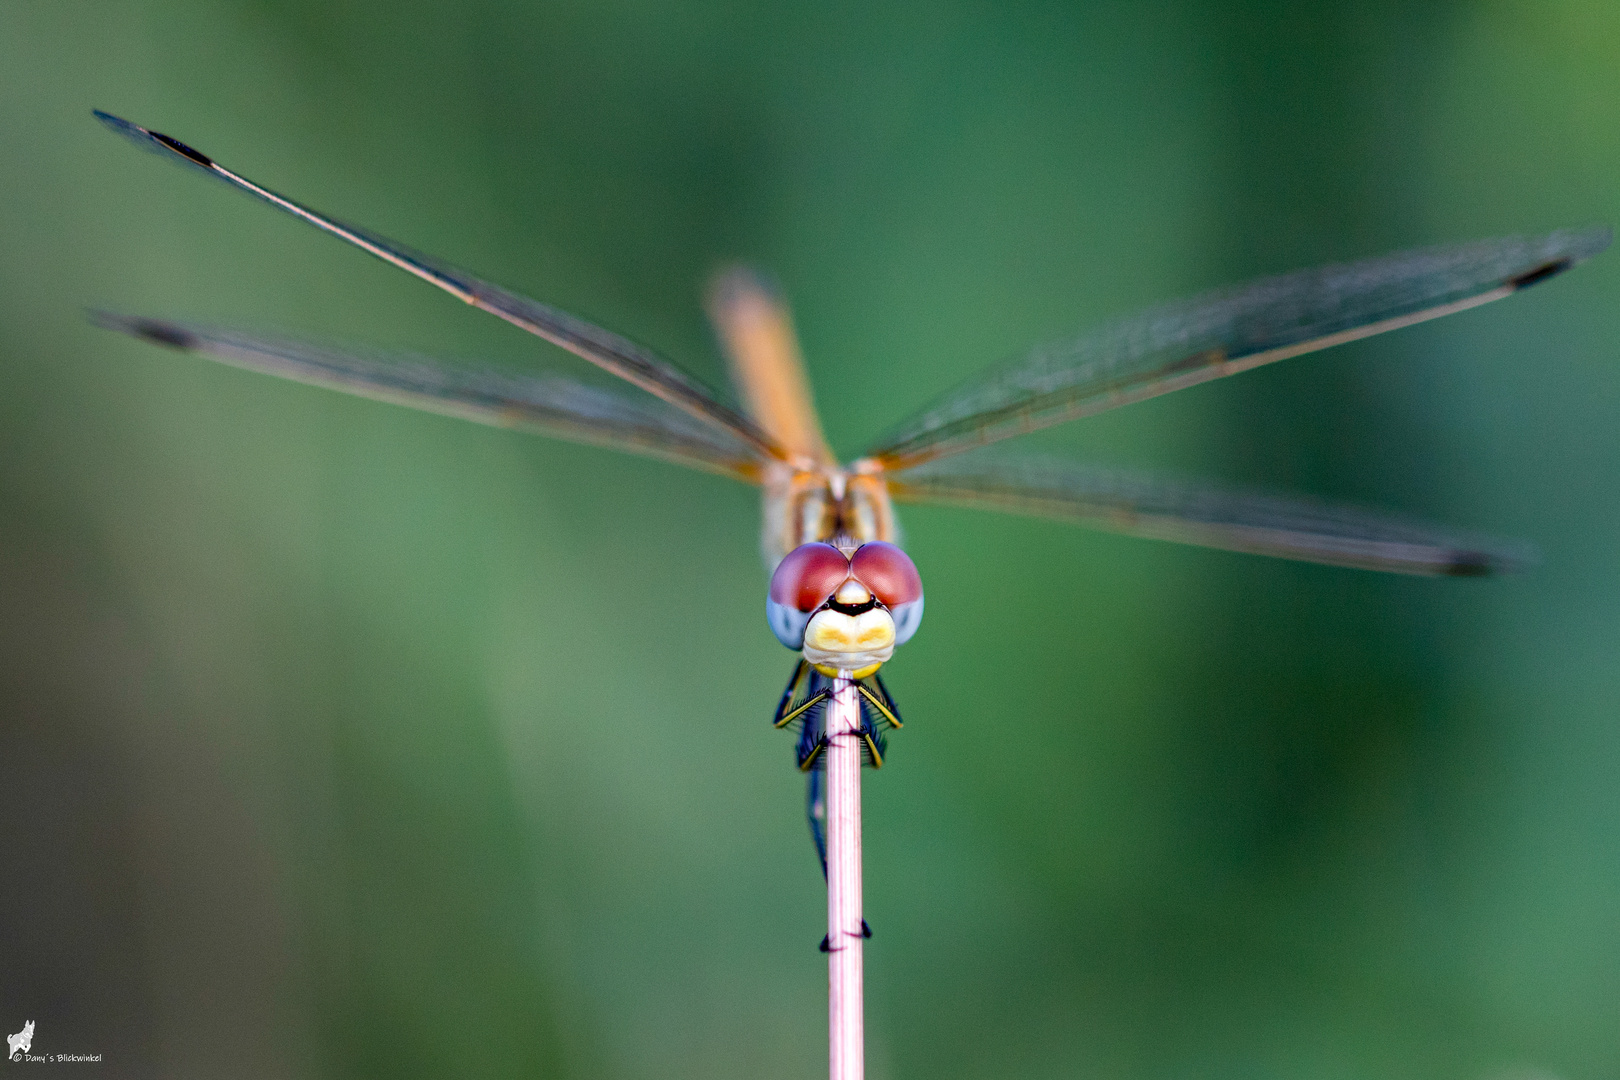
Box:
(772, 659, 802, 725)
(879, 671, 902, 726)
(780, 691, 828, 730)
(776, 658, 829, 730)
(857, 672, 902, 729)
(859, 729, 886, 768)
(807, 769, 827, 879)
(819, 920, 874, 952)
(798, 734, 828, 771)
(773, 658, 809, 727)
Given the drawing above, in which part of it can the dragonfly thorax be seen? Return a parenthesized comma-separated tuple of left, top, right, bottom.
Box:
(760, 460, 897, 566)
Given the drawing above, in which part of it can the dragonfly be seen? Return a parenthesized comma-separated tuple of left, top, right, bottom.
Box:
(91, 110, 1608, 875)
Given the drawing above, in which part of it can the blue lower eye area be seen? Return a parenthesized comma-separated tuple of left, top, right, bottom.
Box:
(890, 596, 924, 645)
(766, 597, 811, 649)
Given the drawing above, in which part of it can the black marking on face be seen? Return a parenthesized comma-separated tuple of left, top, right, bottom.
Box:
(826, 597, 879, 616)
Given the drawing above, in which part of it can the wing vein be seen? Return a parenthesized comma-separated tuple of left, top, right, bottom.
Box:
(93, 313, 765, 482)
(869, 231, 1607, 469)
(889, 452, 1533, 575)
(94, 110, 786, 463)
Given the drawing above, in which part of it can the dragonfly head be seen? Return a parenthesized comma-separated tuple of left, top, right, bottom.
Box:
(766, 541, 924, 674)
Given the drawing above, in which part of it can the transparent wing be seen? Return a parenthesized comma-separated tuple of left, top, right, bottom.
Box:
(888, 452, 1533, 576)
(93, 313, 765, 482)
(868, 229, 1610, 470)
(93, 110, 785, 463)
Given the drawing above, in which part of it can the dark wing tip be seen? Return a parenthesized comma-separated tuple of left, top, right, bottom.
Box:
(1508, 258, 1574, 291)
(1443, 552, 1497, 577)
(1442, 542, 1537, 577)
(90, 311, 200, 351)
(92, 110, 213, 168)
(1506, 224, 1613, 290)
(150, 130, 213, 169)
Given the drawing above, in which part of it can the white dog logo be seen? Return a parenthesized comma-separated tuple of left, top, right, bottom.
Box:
(6, 1022, 32, 1061)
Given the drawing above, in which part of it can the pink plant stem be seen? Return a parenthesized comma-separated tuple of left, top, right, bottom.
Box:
(826, 671, 864, 1080)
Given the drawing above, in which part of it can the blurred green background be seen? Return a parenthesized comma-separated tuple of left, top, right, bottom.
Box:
(3, 2, 1619, 1077)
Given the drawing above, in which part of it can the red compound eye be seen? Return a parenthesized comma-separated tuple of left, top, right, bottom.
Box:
(770, 543, 851, 612)
(850, 542, 922, 607)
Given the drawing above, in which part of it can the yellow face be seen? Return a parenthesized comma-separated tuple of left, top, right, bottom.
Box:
(800, 579, 897, 671)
